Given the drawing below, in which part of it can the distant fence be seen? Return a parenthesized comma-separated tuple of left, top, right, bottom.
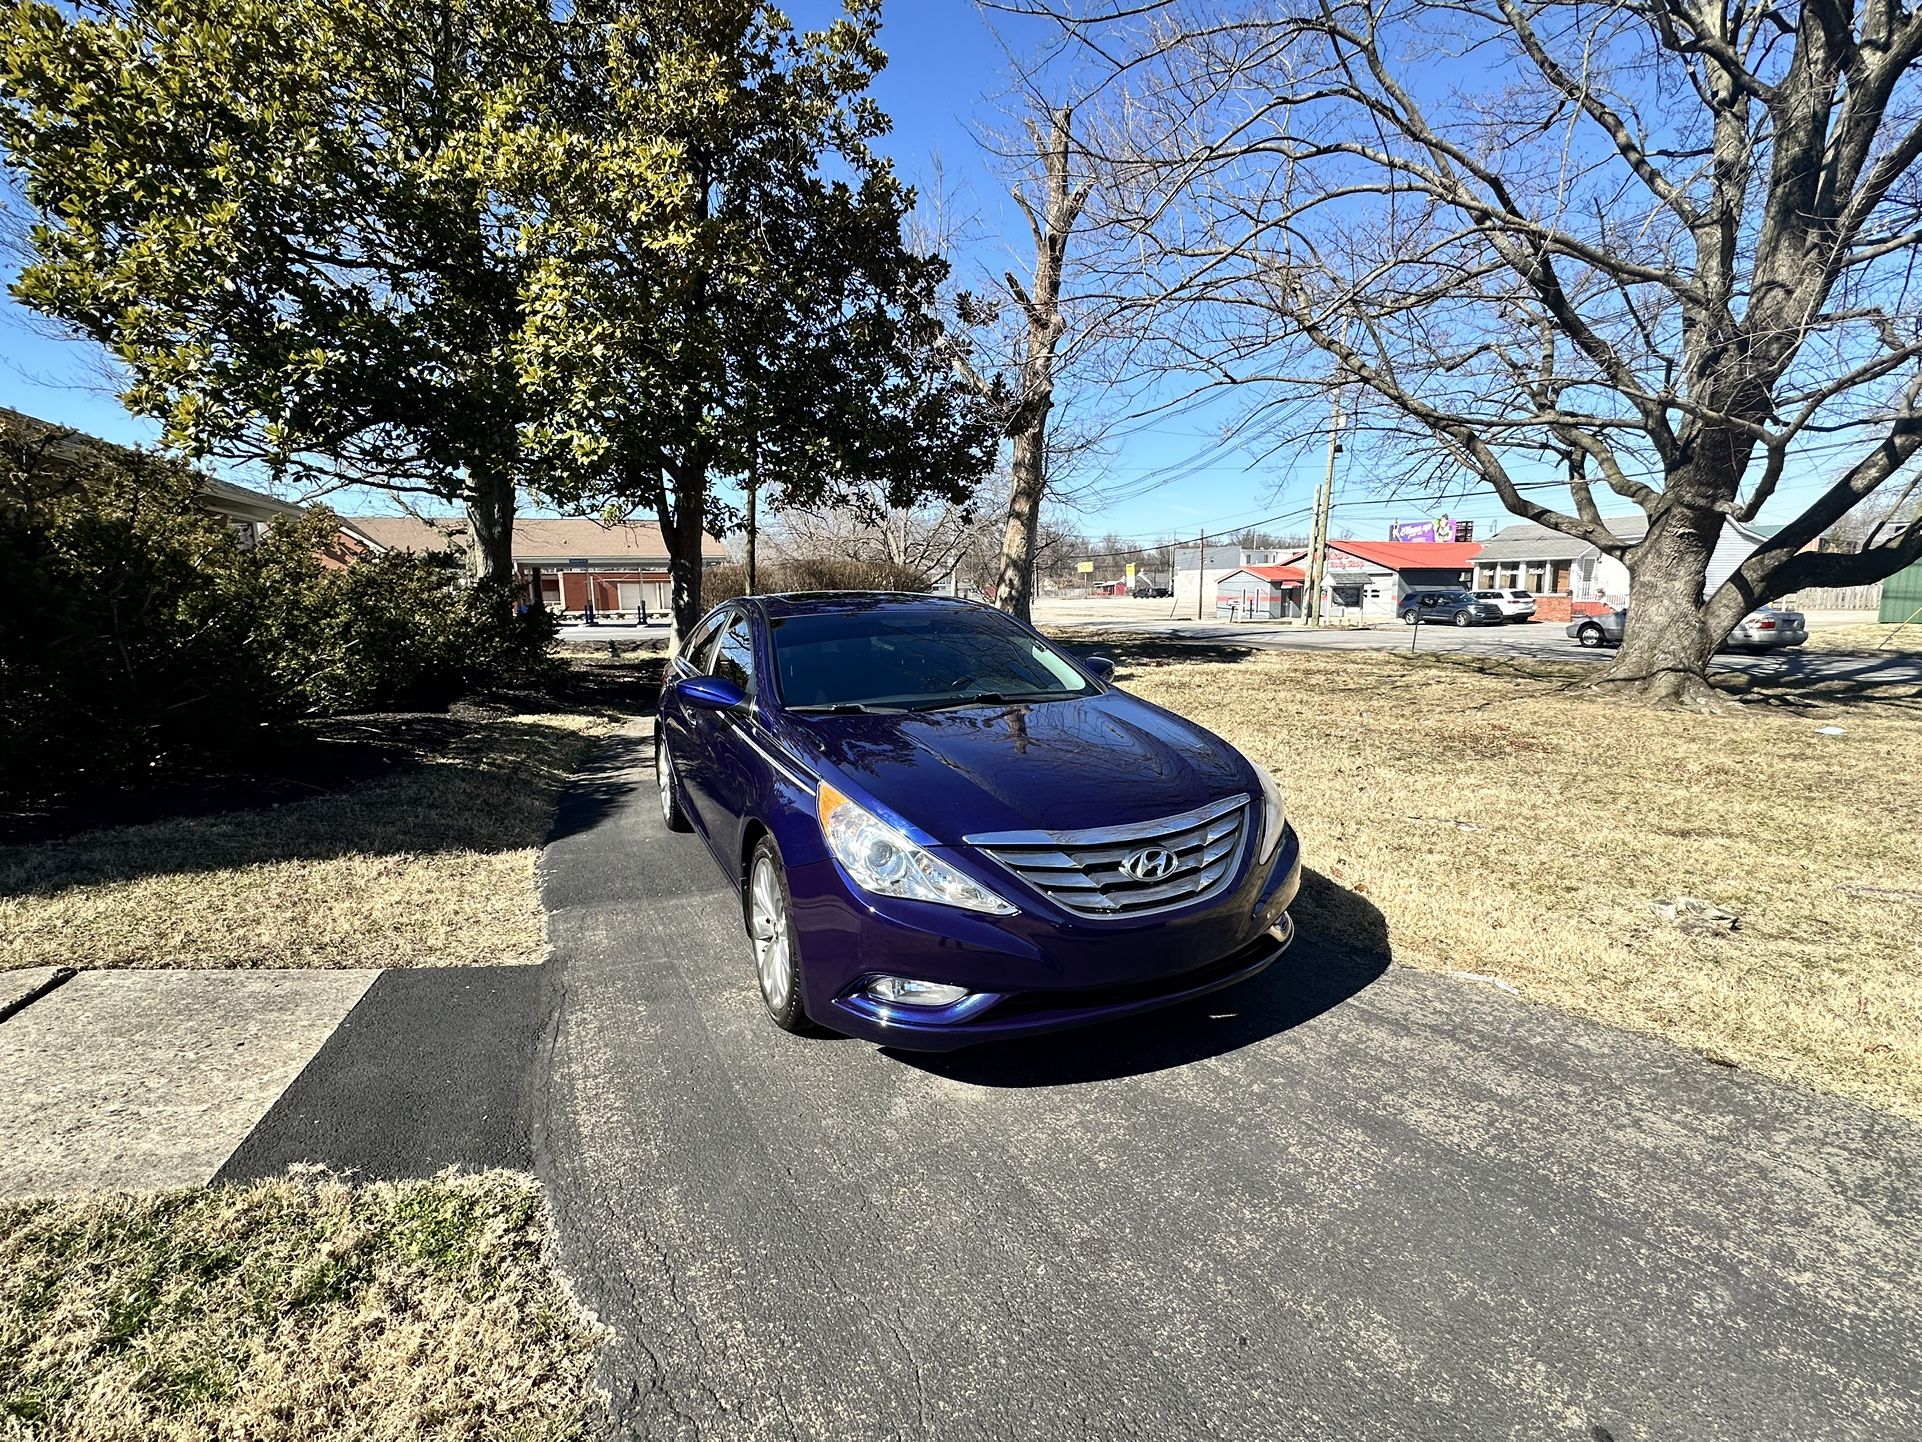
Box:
(1778, 581, 1884, 611)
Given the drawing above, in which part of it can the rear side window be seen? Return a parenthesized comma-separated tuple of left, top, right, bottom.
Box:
(712, 614, 755, 693)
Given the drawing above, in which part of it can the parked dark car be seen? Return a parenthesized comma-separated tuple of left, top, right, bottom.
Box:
(653, 593, 1302, 1051)
(1400, 589, 1505, 626)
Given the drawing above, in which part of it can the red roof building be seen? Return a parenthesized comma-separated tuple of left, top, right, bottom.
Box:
(1214, 564, 1309, 619)
(1262, 539, 1484, 623)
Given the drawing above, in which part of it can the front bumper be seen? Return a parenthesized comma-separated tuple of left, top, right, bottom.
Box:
(783, 822, 1304, 1051)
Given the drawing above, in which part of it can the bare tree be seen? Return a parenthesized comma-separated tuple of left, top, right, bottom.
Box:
(770, 479, 981, 582)
(952, 102, 1101, 621)
(1005, 0, 1922, 704)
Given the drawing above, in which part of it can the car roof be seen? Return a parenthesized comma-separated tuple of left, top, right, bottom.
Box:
(746, 591, 992, 622)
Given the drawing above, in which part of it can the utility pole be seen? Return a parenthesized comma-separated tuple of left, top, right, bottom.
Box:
(1302, 377, 1345, 628)
(1194, 529, 1206, 620)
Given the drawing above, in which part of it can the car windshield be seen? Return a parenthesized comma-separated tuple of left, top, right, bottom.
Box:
(1438, 592, 1473, 605)
(771, 608, 1096, 711)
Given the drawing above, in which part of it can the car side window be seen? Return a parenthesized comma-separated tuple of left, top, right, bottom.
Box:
(712, 614, 755, 694)
(679, 613, 724, 673)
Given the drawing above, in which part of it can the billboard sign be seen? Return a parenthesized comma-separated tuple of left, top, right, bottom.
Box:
(1390, 519, 1467, 543)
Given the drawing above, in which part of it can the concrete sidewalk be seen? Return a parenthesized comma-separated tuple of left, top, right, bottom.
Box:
(0, 963, 547, 1196)
(0, 969, 378, 1194)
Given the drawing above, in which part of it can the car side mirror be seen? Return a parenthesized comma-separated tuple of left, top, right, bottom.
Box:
(677, 675, 748, 711)
(1083, 656, 1117, 683)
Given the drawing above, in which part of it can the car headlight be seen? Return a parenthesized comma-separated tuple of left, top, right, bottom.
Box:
(817, 783, 1016, 914)
(1253, 763, 1287, 861)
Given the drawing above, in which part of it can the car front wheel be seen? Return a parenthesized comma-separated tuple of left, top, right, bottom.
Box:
(1453, 610, 1473, 627)
(745, 835, 815, 1034)
(656, 730, 691, 832)
(1576, 624, 1605, 648)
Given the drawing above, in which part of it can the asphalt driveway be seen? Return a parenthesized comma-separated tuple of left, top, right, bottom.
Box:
(536, 731, 1922, 1441)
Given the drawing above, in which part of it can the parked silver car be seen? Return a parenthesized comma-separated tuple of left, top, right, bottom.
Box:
(1726, 607, 1809, 649)
(1565, 609, 1626, 647)
(1565, 607, 1809, 650)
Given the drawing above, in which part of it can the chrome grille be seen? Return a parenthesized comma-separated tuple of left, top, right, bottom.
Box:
(966, 794, 1251, 919)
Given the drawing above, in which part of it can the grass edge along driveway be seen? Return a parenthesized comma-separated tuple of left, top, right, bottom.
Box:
(0, 1170, 605, 1442)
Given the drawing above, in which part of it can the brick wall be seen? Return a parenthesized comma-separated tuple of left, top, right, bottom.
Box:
(1533, 594, 1611, 622)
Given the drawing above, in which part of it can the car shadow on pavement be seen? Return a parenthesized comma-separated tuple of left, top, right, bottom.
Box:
(892, 870, 1389, 1087)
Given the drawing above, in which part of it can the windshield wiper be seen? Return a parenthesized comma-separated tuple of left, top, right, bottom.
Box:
(908, 691, 1019, 712)
(786, 702, 903, 715)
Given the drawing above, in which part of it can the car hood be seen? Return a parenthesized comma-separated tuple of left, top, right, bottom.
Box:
(778, 690, 1254, 845)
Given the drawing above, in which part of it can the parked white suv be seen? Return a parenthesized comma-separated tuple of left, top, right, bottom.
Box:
(1471, 588, 1536, 623)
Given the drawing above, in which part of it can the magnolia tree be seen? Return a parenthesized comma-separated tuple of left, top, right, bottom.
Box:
(515, 0, 996, 638)
(1006, 0, 1922, 703)
(0, 0, 549, 582)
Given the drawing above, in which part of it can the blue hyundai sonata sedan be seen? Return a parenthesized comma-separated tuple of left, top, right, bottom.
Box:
(654, 592, 1302, 1050)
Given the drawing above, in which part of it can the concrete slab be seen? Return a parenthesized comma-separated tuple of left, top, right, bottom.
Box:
(0, 969, 380, 1195)
(0, 967, 66, 1019)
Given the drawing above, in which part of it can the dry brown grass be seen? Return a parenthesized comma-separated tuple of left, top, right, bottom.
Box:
(0, 714, 606, 971)
(1089, 639, 1922, 1118)
(1803, 622, 1922, 654)
(0, 1171, 604, 1441)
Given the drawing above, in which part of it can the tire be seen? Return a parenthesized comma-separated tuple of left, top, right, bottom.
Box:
(1576, 624, 1605, 648)
(744, 835, 818, 1035)
(656, 729, 691, 832)
(1402, 610, 1419, 625)
(1453, 610, 1472, 627)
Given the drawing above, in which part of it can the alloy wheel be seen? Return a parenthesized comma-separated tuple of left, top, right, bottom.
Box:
(657, 737, 675, 823)
(748, 853, 794, 1012)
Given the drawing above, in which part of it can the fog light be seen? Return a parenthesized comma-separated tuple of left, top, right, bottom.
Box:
(865, 976, 971, 1008)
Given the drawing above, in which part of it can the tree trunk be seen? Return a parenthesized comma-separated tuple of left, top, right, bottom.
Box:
(464, 471, 516, 586)
(1597, 503, 1727, 707)
(996, 425, 1048, 622)
(654, 459, 712, 643)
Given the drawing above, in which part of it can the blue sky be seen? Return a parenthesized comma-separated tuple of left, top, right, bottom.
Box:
(0, 1, 1837, 546)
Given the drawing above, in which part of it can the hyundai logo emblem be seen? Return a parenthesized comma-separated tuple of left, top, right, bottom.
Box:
(1122, 847, 1179, 882)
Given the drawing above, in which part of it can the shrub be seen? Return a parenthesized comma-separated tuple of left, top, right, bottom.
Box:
(0, 465, 556, 804)
(244, 514, 556, 716)
(0, 461, 271, 799)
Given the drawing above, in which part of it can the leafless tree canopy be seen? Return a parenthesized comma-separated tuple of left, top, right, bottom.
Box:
(998, 0, 1922, 695)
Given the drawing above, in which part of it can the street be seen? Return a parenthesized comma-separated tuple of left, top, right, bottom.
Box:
(548, 605, 1922, 690)
(533, 730, 1922, 1442)
(1029, 600, 1922, 685)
